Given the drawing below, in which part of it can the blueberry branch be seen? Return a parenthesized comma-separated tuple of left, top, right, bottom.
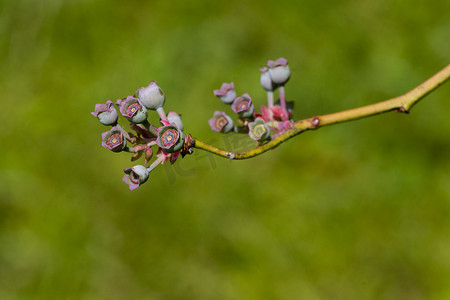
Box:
(193, 64, 450, 160)
(92, 60, 449, 190)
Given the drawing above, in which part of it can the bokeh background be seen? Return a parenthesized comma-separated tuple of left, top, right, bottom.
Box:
(1, 0, 449, 299)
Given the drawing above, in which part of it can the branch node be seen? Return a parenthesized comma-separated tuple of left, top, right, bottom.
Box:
(395, 107, 410, 114)
(181, 134, 195, 157)
(227, 152, 236, 160)
(308, 117, 320, 128)
(189, 136, 196, 146)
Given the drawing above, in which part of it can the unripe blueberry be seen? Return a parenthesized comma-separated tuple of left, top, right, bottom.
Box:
(213, 82, 236, 104)
(116, 96, 148, 124)
(136, 81, 166, 110)
(91, 100, 118, 126)
(122, 165, 149, 191)
(268, 57, 290, 85)
(260, 67, 277, 91)
(156, 124, 185, 153)
(101, 126, 127, 152)
(208, 111, 234, 133)
(248, 117, 270, 142)
(231, 93, 255, 119)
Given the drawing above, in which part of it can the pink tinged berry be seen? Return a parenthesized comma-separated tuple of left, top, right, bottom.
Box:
(144, 147, 153, 166)
(208, 111, 234, 133)
(136, 81, 166, 110)
(270, 105, 285, 120)
(156, 124, 185, 153)
(258, 105, 272, 121)
(273, 99, 294, 119)
(231, 93, 255, 119)
(213, 82, 236, 104)
(91, 100, 119, 126)
(101, 126, 127, 152)
(267, 57, 291, 85)
(248, 117, 270, 142)
(122, 165, 149, 191)
(116, 96, 148, 124)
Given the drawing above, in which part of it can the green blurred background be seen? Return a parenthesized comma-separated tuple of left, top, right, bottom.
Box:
(1, 0, 449, 299)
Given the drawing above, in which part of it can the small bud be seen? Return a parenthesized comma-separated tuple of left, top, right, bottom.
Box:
(167, 111, 184, 131)
(156, 124, 185, 153)
(101, 126, 127, 152)
(260, 67, 277, 91)
(267, 57, 290, 85)
(248, 117, 270, 142)
(122, 165, 149, 190)
(213, 82, 236, 104)
(144, 147, 153, 165)
(208, 111, 234, 133)
(256, 105, 272, 122)
(273, 99, 294, 120)
(136, 81, 166, 110)
(91, 100, 118, 126)
(116, 96, 148, 124)
(131, 151, 143, 162)
(231, 93, 255, 119)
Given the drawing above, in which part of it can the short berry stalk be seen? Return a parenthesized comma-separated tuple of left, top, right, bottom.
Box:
(278, 85, 287, 121)
(267, 91, 274, 109)
(142, 120, 159, 136)
(147, 154, 164, 172)
(156, 107, 167, 121)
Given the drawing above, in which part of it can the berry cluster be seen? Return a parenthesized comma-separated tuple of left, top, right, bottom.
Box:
(209, 57, 294, 143)
(91, 82, 190, 190)
(92, 58, 293, 190)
